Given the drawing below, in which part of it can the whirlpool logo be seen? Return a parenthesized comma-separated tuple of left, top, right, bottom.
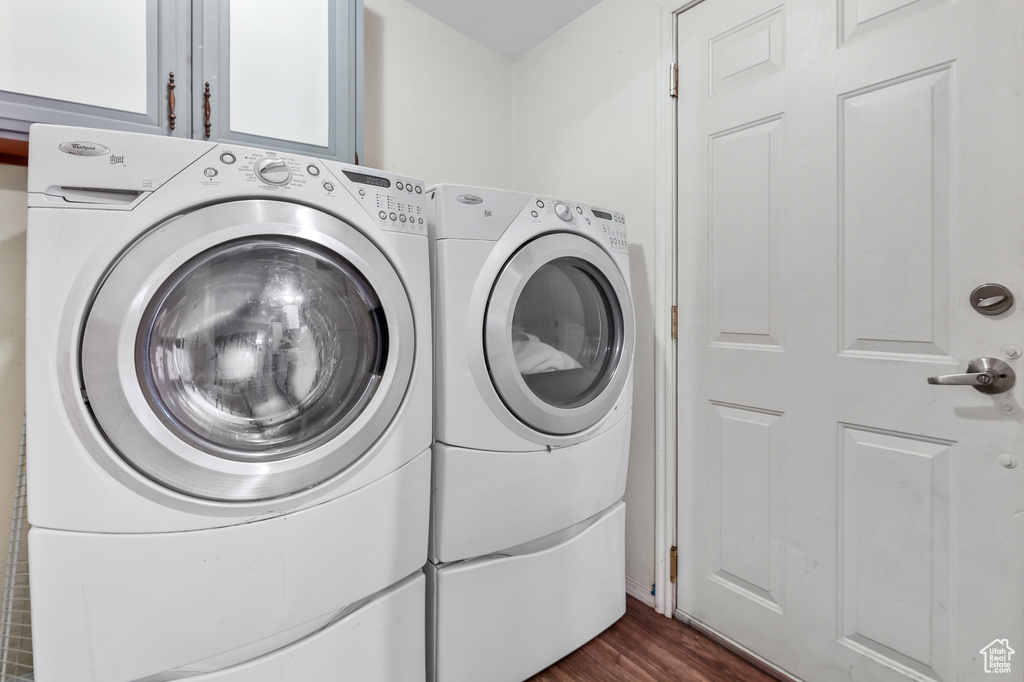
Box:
(58, 141, 111, 157)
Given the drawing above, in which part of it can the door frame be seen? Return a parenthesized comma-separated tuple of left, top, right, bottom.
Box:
(655, 0, 796, 664)
(650, 0, 707, 621)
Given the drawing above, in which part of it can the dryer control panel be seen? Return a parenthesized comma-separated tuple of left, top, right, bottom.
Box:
(589, 206, 629, 255)
(527, 198, 628, 255)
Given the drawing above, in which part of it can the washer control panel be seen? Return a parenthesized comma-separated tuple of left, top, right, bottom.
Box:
(197, 147, 426, 235)
(255, 157, 293, 185)
(203, 149, 317, 192)
(529, 198, 628, 254)
(341, 170, 426, 234)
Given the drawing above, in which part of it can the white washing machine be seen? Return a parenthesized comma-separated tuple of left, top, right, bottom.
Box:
(25, 124, 432, 682)
(425, 184, 634, 682)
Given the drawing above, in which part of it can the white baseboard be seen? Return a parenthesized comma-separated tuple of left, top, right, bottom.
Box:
(625, 575, 655, 607)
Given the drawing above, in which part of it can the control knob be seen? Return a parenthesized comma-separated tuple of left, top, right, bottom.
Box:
(256, 158, 293, 186)
(554, 202, 573, 222)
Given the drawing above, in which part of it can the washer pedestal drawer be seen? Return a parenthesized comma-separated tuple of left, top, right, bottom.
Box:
(29, 449, 430, 682)
(427, 501, 626, 682)
(158, 572, 425, 682)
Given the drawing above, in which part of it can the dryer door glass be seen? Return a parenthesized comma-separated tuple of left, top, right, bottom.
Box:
(485, 233, 634, 436)
(511, 258, 615, 408)
(138, 237, 385, 459)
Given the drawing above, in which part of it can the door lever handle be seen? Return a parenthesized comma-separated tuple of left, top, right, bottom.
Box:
(927, 357, 1015, 394)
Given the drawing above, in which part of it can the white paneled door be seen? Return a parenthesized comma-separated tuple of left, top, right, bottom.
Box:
(675, 1, 1024, 680)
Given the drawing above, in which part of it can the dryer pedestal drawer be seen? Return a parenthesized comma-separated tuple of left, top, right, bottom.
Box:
(430, 412, 630, 564)
(427, 501, 626, 682)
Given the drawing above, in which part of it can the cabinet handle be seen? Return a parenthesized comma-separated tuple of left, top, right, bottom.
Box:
(167, 73, 176, 131)
(203, 82, 212, 138)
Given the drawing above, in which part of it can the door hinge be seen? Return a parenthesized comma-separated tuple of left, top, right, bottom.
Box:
(671, 305, 678, 340)
(670, 546, 678, 583)
(669, 62, 678, 98)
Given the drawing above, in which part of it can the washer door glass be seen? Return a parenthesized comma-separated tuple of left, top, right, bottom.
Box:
(485, 233, 634, 436)
(139, 237, 384, 459)
(80, 200, 416, 502)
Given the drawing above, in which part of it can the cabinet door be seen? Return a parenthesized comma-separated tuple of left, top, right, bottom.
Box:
(0, 0, 190, 141)
(193, 0, 363, 163)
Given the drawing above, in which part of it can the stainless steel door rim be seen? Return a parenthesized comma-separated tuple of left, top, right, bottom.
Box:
(81, 200, 416, 501)
(484, 233, 634, 435)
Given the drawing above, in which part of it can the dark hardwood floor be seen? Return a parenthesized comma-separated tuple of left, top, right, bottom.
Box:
(527, 597, 779, 682)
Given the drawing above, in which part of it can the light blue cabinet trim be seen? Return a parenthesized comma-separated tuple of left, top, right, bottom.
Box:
(193, 0, 362, 163)
(0, 0, 361, 162)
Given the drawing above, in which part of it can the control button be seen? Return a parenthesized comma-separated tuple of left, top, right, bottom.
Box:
(415, 186, 422, 194)
(554, 203, 573, 222)
(322, 181, 335, 192)
(397, 181, 405, 191)
(306, 164, 321, 176)
(219, 152, 236, 165)
(389, 212, 397, 221)
(203, 167, 218, 178)
(536, 199, 544, 209)
(531, 210, 539, 218)
(379, 211, 387, 220)
(418, 218, 424, 224)
(406, 184, 413, 192)
(400, 214, 407, 223)
(576, 206, 582, 214)
(256, 157, 292, 186)
(359, 189, 366, 197)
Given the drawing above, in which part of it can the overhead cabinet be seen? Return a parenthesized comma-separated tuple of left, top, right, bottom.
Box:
(0, 0, 363, 163)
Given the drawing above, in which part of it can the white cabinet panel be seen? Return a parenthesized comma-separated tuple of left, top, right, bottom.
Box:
(0, 0, 188, 140)
(0, 0, 148, 113)
(229, 0, 330, 147)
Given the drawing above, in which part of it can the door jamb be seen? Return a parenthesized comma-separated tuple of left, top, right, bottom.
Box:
(654, 0, 709, 620)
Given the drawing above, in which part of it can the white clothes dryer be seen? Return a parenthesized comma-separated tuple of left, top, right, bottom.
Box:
(25, 125, 432, 682)
(425, 184, 634, 682)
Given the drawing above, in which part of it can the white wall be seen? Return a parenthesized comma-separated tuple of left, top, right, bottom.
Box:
(363, 0, 514, 188)
(512, 0, 662, 599)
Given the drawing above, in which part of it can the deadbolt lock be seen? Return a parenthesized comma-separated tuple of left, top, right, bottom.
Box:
(970, 284, 1015, 316)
